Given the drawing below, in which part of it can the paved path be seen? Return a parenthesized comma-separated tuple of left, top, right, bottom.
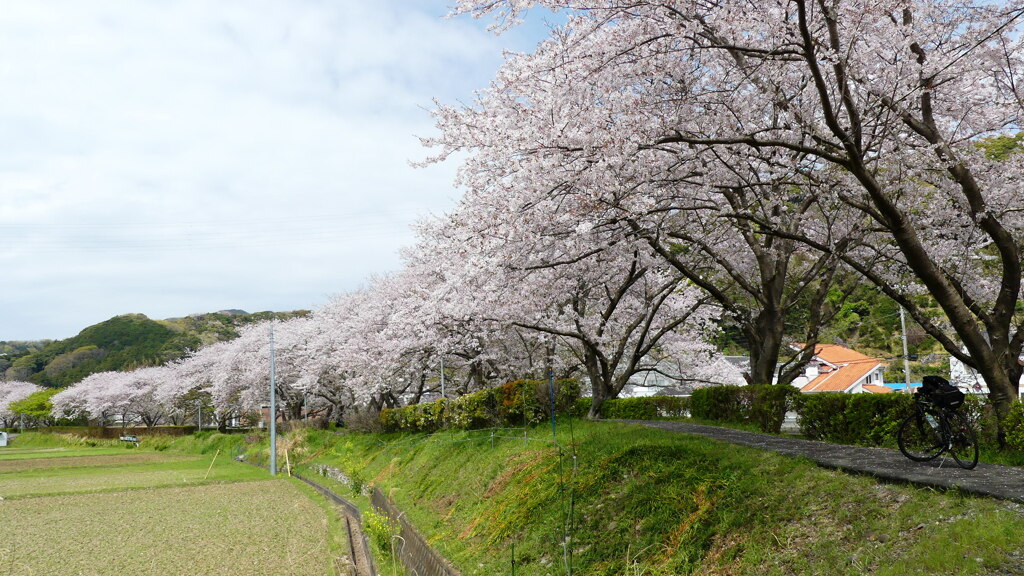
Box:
(621, 420, 1024, 503)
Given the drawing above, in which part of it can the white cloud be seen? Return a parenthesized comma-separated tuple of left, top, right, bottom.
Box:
(0, 0, 549, 340)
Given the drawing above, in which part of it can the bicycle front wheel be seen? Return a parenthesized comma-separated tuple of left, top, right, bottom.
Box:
(898, 410, 944, 462)
(946, 411, 979, 470)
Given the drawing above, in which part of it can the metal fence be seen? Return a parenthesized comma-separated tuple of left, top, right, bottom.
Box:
(371, 487, 461, 576)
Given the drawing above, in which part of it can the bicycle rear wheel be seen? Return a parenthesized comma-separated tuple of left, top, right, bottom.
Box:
(898, 410, 944, 462)
(946, 411, 979, 470)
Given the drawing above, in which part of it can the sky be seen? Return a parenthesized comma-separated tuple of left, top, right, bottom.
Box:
(0, 1, 556, 341)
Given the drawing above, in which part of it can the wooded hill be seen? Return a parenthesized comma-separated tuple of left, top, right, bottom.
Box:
(2, 310, 307, 387)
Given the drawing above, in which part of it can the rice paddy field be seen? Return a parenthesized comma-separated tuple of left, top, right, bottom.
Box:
(0, 443, 345, 576)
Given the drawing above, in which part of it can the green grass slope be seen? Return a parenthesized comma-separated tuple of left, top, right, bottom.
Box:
(297, 421, 1024, 576)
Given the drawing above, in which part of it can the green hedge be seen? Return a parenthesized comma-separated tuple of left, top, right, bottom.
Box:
(690, 385, 748, 422)
(380, 380, 1021, 448)
(600, 386, 1020, 449)
(793, 393, 913, 445)
(598, 396, 690, 420)
(689, 385, 798, 433)
(379, 379, 581, 433)
(793, 393, 997, 447)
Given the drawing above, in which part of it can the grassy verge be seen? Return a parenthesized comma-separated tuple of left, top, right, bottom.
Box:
(292, 421, 1024, 576)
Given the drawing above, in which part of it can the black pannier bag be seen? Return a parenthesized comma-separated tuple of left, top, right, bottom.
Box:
(920, 375, 965, 409)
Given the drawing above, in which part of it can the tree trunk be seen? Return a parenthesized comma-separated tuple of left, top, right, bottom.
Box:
(584, 349, 612, 419)
(745, 306, 787, 387)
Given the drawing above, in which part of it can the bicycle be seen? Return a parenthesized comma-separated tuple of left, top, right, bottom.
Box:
(897, 393, 978, 470)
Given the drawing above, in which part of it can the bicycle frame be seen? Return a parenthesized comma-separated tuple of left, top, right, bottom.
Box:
(897, 396, 978, 470)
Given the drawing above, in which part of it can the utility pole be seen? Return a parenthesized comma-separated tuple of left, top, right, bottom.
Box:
(269, 325, 277, 476)
(900, 307, 912, 392)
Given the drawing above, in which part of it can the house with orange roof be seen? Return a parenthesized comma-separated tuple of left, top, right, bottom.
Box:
(790, 344, 889, 394)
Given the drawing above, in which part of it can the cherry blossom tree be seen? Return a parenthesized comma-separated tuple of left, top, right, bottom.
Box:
(309, 286, 421, 412)
(0, 381, 42, 428)
(392, 238, 567, 393)
(411, 176, 728, 416)
(176, 313, 372, 426)
(186, 320, 312, 425)
(50, 366, 179, 427)
(448, 0, 1024, 430)
(625, 170, 864, 388)
(310, 271, 543, 414)
(423, 24, 858, 390)
(164, 341, 232, 428)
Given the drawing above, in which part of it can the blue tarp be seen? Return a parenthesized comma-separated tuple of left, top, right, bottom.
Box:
(883, 382, 922, 391)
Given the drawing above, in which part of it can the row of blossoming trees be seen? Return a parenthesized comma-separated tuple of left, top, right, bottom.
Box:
(42, 188, 747, 425)
(43, 230, 736, 428)
(29, 0, 1024, 435)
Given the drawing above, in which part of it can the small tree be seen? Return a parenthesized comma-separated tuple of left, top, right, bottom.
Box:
(10, 389, 61, 427)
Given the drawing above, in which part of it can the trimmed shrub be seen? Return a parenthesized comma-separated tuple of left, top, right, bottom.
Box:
(794, 393, 914, 445)
(572, 398, 592, 418)
(649, 396, 690, 418)
(551, 379, 583, 416)
(379, 408, 402, 434)
(601, 397, 658, 420)
(690, 385, 748, 423)
(749, 385, 799, 434)
(378, 379, 582, 434)
(792, 393, 851, 442)
(690, 385, 797, 433)
(446, 389, 499, 430)
(495, 379, 581, 427)
(599, 396, 691, 420)
(1003, 400, 1024, 451)
(960, 395, 998, 446)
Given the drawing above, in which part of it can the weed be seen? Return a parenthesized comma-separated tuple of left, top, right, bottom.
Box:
(363, 509, 400, 556)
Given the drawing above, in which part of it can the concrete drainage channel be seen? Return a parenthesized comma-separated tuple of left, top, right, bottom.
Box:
(302, 467, 464, 576)
(239, 459, 377, 576)
(294, 473, 379, 576)
(243, 460, 461, 576)
(369, 485, 462, 576)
